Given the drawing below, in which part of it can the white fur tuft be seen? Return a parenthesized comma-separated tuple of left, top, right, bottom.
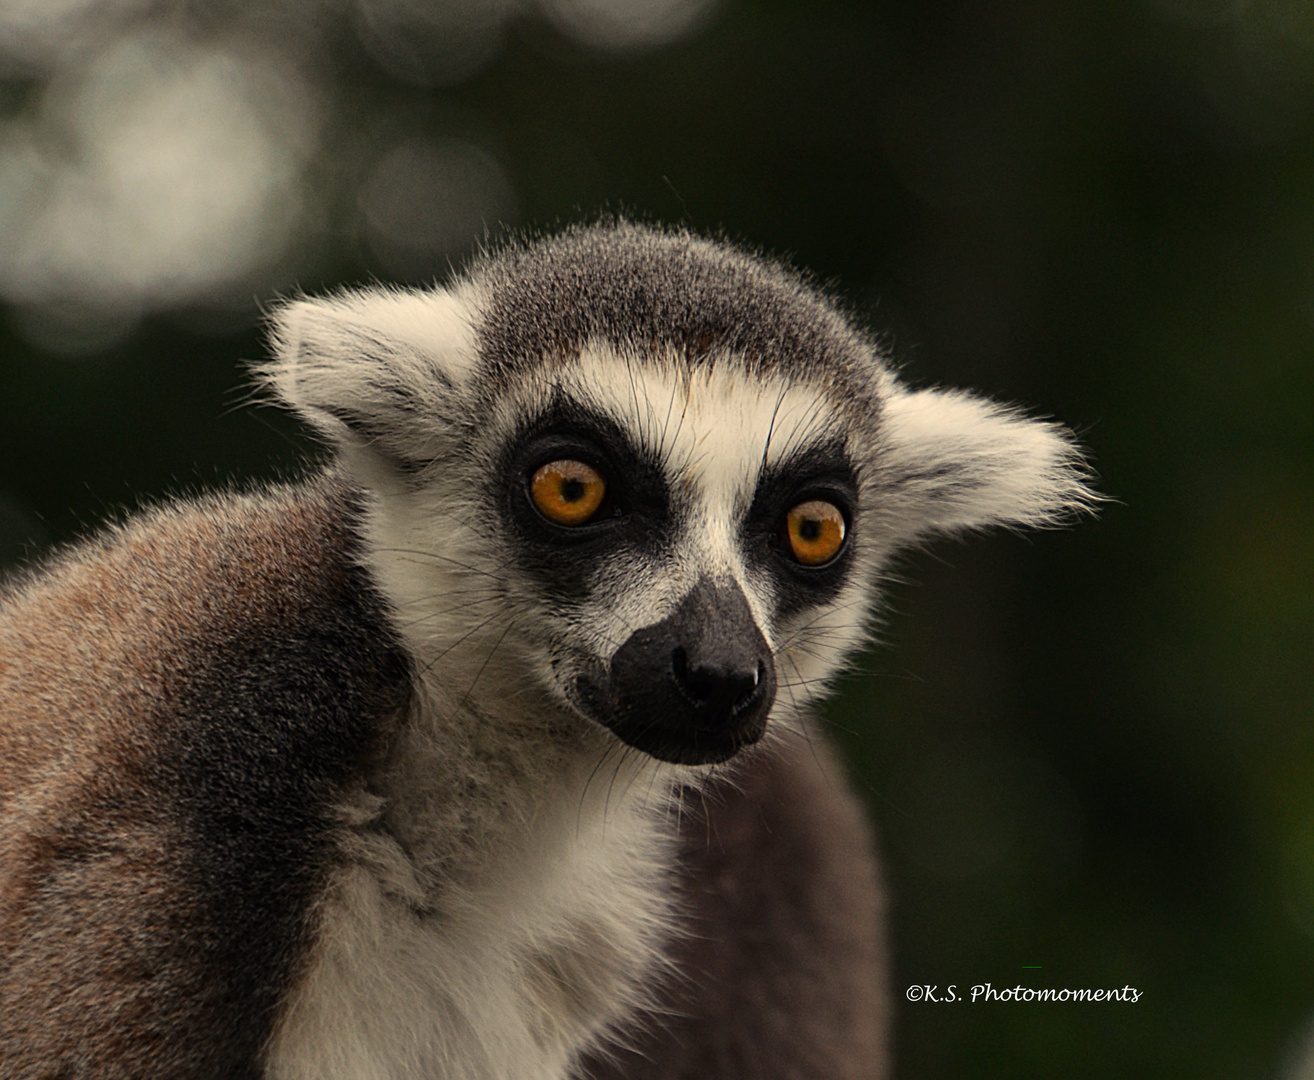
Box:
(260, 285, 484, 469)
(876, 386, 1097, 541)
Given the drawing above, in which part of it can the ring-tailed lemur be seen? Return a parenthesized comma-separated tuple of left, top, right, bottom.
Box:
(0, 221, 1092, 1080)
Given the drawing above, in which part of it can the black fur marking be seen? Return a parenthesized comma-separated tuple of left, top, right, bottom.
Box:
(164, 532, 410, 1072)
(742, 439, 858, 619)
(500, 396, 676, 604)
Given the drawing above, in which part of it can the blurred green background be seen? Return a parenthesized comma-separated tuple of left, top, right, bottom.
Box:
(2, 1, 1313, 1076)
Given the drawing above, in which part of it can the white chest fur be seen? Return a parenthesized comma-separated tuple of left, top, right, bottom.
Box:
(263, 746, 679, 1080)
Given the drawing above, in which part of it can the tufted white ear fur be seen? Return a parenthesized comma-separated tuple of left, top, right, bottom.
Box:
(261, 285, 482, 470)
(878, 386, 1095, 541)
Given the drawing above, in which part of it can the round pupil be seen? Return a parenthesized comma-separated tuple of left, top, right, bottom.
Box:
(798, 518, 821, 541)
(560, 478, 586, 503)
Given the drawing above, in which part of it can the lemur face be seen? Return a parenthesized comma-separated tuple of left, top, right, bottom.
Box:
(488, 351, 868, 765)
(264, 223, 1091, 769)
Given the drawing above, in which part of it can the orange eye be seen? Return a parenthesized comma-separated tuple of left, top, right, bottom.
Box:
(530, 459, 606, 526)
(785, 500, 846, 566)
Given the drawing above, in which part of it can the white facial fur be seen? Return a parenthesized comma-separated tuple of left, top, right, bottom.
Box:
(477, 345, 870, 738)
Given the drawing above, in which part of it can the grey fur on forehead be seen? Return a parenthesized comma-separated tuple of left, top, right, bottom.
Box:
(466, 220, 884, 404)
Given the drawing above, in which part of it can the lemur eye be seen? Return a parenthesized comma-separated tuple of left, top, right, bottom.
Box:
(530, 459, 606, 526)
(785, 500, 846, 566)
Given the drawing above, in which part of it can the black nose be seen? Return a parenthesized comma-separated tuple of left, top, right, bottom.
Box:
(671, 647, 768, 723)
(603, 577, 777, 765)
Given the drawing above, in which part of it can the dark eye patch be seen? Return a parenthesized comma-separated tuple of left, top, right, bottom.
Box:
(742, 439, 857, 615)
(499, 398, 674, 601)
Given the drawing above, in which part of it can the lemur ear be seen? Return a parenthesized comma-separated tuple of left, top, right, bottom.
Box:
(877, 386, 1096, 540)
(262, 286, 480, 471)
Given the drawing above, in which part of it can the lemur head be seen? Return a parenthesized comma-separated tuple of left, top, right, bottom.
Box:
(264, 222, 1092, 767)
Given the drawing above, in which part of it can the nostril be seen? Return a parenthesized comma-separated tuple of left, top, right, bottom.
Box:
(726, 661, 768, 717)
(738, 660, 766, 705)
(671, 647, 764, 715)
(672, 646, 714, 703)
